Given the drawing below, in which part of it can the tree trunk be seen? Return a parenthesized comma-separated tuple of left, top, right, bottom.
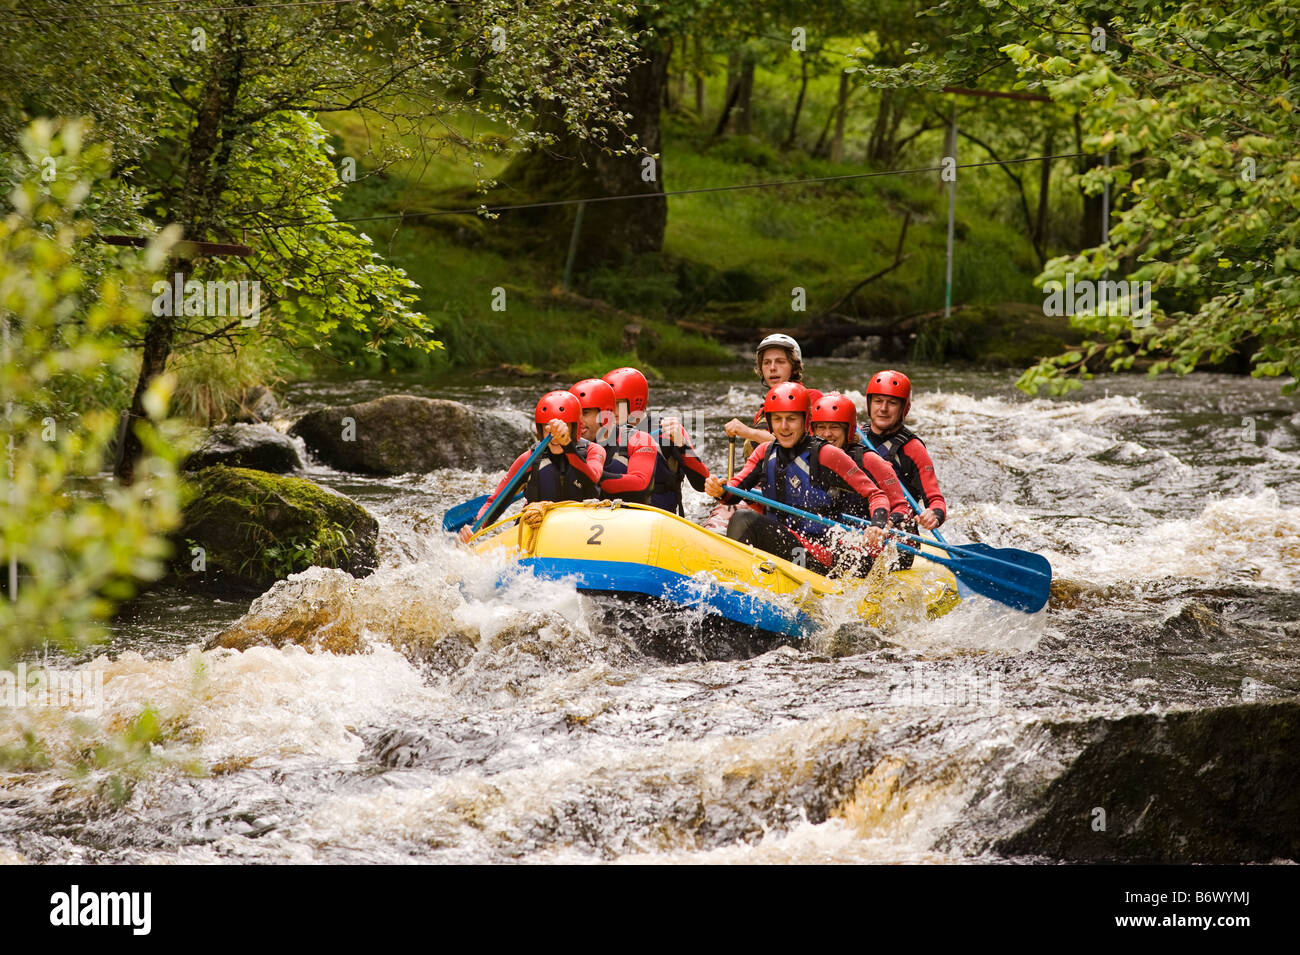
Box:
(672, 36, 687, 110)
(829, 72, 850, 163)
(783, 54, 809, 149)
(1076, 113, 1105, 248)
(693, 35, 706, 114)
(733, 58, 755, 135)
(866, 87, 891, 163)
(116, 19, 245, 482)
(496, 34, 669, 274)
(712, 52, 743, 138)
(1034, 127, 1054, 250)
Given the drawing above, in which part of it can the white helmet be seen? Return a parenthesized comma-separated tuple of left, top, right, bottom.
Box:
(756, 333, 802, 364)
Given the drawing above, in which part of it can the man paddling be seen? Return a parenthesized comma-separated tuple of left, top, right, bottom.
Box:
(460, 390, 605, 543)
(704, 382, 902, 576)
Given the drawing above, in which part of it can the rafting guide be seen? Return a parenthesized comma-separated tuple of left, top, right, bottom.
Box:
(49, 885, 151, 935)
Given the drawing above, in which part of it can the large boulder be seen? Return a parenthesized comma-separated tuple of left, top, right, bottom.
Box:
(171, 466, 379, 594)
(992, 698, 1300, 862)
(183, 423, 303, 473)
(289, 395, 529, 474)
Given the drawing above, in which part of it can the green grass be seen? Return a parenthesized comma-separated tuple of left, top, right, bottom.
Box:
(314, 51, 1077, 378)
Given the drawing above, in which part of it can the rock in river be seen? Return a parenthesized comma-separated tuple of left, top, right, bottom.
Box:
(289, 394, 529, 474)
(183, 423, 304, 473)
(172, 466, 378, 594)
(993, 698, 1300, 862)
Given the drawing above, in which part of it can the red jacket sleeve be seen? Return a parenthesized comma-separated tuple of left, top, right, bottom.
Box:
(818, 444, 890, 526)
(475, 449, 531, 521)
(573, 442, 605, 486)
(599, 430, 656, 495)
(856, 450, 910, 517)
(902, 439, 947, 523)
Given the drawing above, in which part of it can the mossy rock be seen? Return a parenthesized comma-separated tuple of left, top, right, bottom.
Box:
(172, 466, 379, 595)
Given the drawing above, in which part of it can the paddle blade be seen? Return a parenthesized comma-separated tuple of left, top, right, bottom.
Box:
(930, 547, 1052, 613)
(442, 494, 491, 532)
(443, 491, 525, 533)
(955, 543, 1053, 581)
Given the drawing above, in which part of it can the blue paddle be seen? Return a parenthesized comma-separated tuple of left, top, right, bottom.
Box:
(718, 484, 1051, 613)
(835, 511, 1053, 580)
(442, 490, 525, 533)
(464, 439, 550, 537)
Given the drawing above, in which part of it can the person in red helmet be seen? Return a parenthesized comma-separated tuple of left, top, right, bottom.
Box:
(863, 370, 947, 533)
(600, 366, 711, 515)
(810, 392, 909, 518)
(570, 377, 617, 443)
(704, 382, 905, 575)
(460, 390, 605, 542)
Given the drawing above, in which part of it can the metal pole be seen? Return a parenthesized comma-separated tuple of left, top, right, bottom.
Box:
(945, 101, 957, 319)
(562, 201, 587, 291)
(1101, 150, 1111, 245)
(3, 316, 13, 600)
(1102, 150, 1111, 282)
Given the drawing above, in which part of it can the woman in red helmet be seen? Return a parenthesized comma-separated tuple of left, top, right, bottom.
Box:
(704, 382, 904, 574)
(599, 366, 711, 515)
(460, 390, 606, 542)
(812, 391, 919, 569)
(863, 370, 947, 532)
(810, 393, 909, 517)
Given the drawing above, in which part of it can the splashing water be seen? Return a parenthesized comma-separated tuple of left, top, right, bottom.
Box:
(2, 367, 1297, 863)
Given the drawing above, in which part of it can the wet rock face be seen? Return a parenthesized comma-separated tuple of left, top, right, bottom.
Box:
(183, 423, 303, 473)
(289, 395, 529, 474)
(996, 699, 1300, 863)
(173, 466, 379, 595)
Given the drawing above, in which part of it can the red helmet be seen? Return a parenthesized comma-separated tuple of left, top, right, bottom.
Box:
(867, 369, 912, 416)
(570, 378, 616, 414)
(811, 392, 857, 434)
(534, 390, 582, 431)
(762, 382, 811, 429)
(602, 367, 648, 414)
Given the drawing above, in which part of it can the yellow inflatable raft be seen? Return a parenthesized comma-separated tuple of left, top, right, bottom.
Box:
(472, 501, 959, 639)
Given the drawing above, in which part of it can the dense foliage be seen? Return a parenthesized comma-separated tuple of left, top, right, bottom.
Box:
(863, 0, 1300, 393)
